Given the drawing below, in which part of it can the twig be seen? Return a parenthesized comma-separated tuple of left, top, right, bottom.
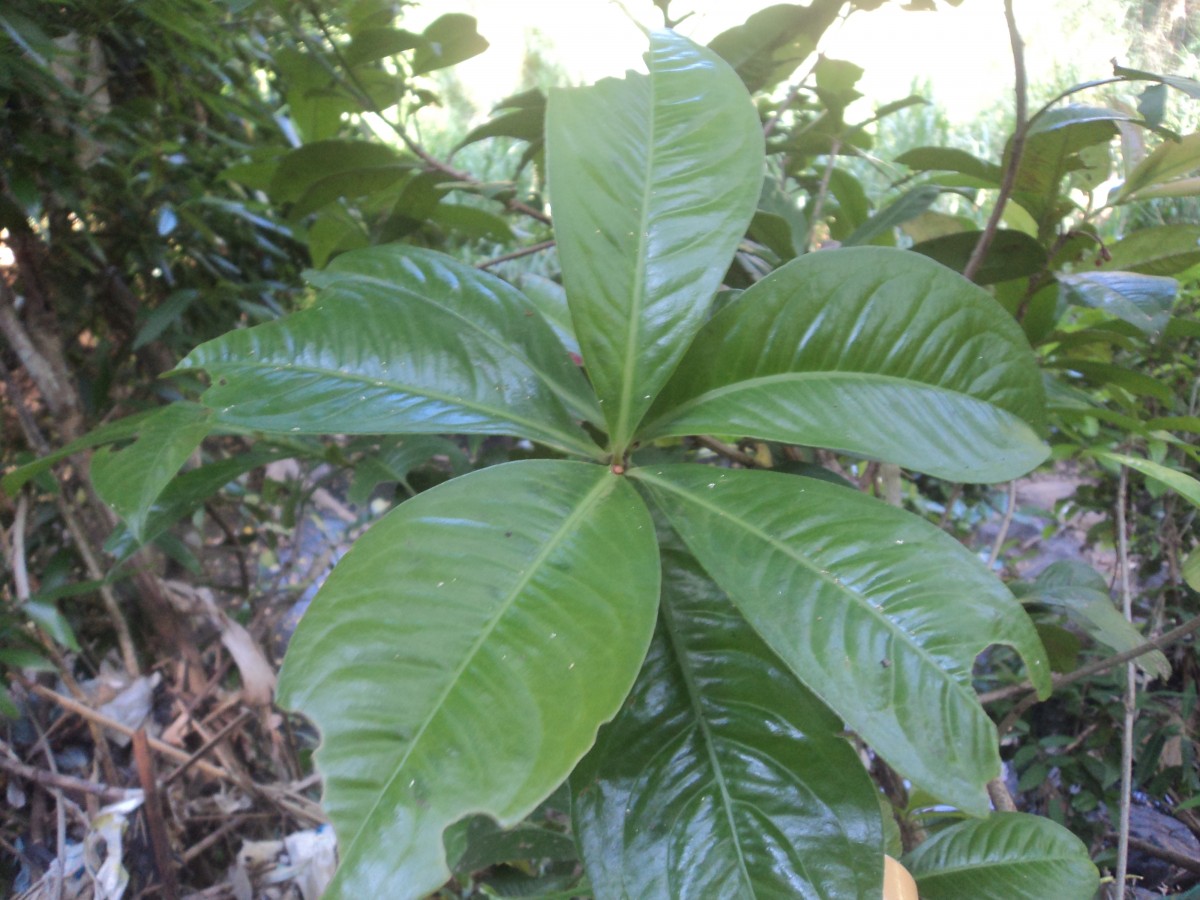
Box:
(1111, 834, 1200, 877)
(988, 778, 1018, 812)
(163, 709, 254, 787)
(803, 137, 842, 252)
(694, 436, 758, 468)
(29, 684, 234, 784)
(937, 483, 963, 529)
(476, 239, 556, 270)
(988, 481, 1018, 569)
(1115, 465, 1135, 900)
(0, 743, 136, 802)
(963, 0, 1027, 282)
(134, 729, 180, 900)
(983, 611, 1200, 708)
(298, 0, 551, 226)
(8, 493, 30, 600)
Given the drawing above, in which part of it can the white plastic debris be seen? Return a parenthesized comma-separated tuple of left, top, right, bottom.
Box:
(230, 825, 338, 900)
(84, 794, 145, 900)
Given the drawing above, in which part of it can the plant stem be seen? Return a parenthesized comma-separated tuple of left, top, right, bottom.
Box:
(987, 481, 1017, 570)
(963, 0, 1027, 282)
(1115, 465, 1135, 899)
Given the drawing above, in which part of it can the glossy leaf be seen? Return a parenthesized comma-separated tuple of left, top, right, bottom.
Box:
(178, 245, 601, 457)
(1113, 131, 1200, 203)
(277, 460, 660, 898)
(1024, 561, 1169, 679)
(91, 403, 214, 543)
(573, 548, 883, 899)
(1113, 63, 1200, 99)
(904, 813, 1099, 899)
(1057, 270, 1176, 337)
(632, 465, 1050, 815)
(642, 247, 1048, 483)
(546, 31, 763, 453)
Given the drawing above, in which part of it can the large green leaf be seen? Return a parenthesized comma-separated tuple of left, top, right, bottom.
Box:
(546, 31, 764, 454)
(632, 465, 1050, 815)
(641, 248, 1048, 483)
(277, 461, 660, 898)
(910, 229, 1047, 285)
(91, 403, 214, 543)
(904, 813, 1099, 899)
(573, 548, 883, 899)
(177, 245, 600, 457)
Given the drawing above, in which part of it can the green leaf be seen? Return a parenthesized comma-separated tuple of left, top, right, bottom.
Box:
(455, 90, 545, 153)
(1113, 132, 1200, 203)
(632, 466, 1050, 816)
(641, 247, 1048, 483)
(1015, 108, 1125, 233)
(270, 141, 403, 204)
(1093, 451, 1200, 508)
(104, 447, 293, 561)
(91, 404, 214, 543)
(1113, 63, 1200, 99)
(177, 245, 601, 457)
(573, 547, 884, 899)
(3, 409, 162, 496)
(514, 274, 579, 358)
(546, 31, 764, 454)
(344, 27, 420, 66)
(904, 813, 1099, 899)
(411, 14, 488, 75)
(1026, 561, 1169, 679)
(1183, 546, 1200, 592)
(1057, 271, 1176, 337)
(707, 0, 844, 92)
(277, 460, 660, 898)
(894, 147, 1003, 185)
(911, 229, 1047, 285)
(1102, 224, 1200, 275)
(24, 601, 80, 652)
(843, 184, 942, 246)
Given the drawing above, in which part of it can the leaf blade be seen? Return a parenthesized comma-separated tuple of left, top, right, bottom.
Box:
(177, 245, 599, 456)
(573, 547, 884, 899)
(277, 460, 660, 898)
(546, 30, 764, 452)
(632, 465, 1050, 816)
(643, 247, 1048, 482)
(905, 813, 1099, 899)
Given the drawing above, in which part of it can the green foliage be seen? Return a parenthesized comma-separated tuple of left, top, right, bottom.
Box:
(14, 1, 1200, 896)
(165, 30, 1090, 898)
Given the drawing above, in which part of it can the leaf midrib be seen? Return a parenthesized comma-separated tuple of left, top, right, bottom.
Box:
(338, 467, 615, 868)
(642, 371, 1019, 438)
(326, 276, 601, 422)
(205, 359, 598, 458)
(613, 61, 660, 454)
(657, 600, 756, 895)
